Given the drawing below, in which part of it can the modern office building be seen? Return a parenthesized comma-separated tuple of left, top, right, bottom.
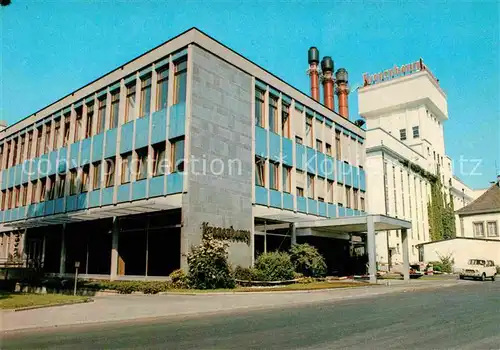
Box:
(0, 28, 370, 279)
(358, 60, 476, 267)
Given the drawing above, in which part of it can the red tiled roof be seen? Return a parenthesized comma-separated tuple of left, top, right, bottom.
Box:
(456, 182, 500, 215)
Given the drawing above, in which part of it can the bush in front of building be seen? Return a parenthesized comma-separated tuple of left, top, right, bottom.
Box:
(169, 269, 188, 289)
(289, 243, 327, 278)
(253, 252, 295, 282)
(233, 266, 259, 281)
(187, 236, 235, 290)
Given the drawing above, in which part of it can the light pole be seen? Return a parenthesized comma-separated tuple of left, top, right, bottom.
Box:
(73, 261, 80, 296)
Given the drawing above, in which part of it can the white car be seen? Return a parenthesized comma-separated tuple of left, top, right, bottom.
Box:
(459, 259, 496, 281)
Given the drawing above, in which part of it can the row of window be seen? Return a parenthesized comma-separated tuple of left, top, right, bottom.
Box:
(383, 160, 428, 241)
(473, 221, 498, 237)
(0, 58, 187, 172)
(0, 138, 184, 211)
(255, 158, 365, 211)
(399, 126, 419, 141)
(255, 87, 362, 164)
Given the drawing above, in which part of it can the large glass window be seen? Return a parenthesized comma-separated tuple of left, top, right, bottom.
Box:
(97, 97, 106, 134)
(269, 96, 278, 133)
(337, 183, 344, 206)
(27, 132, 33, 159)
(327, 180, 334, 202)
(306, 115, 313, 147)
(57, 174, 66, 198)
(140, 76, 152, 117)
(307, 174, 314, 199)
(255, 157, 265, 186)
(125, 84, 136, 123)
(36, 127, 43, 157)
(19, 136, 25, 163)
(156, 69, 169, 111)
(39, 178, 46, 202)
(80, 165, 89, 193)
(69, 170, 78, 195)
(53, 119, 60, 150)
(136, 148, 148, 180)
(170, 138, 185, 173)
(282, 166, 291, 193)
(345, 186, 352, 208)
(269, 162, 279, 190)
(14, 186, 20, 207)
(152, 142, 166, 176)
(22, 184, 28, 206)
(110, 90, 120, 129)
(353, 189, 359, 210)
(46, 122, 53, 153)
(75, 107, 83, 141)
(282, 103, 290, 138)
(105, 157, 115, 187)
(121, 153, 132, 184)
(255, 88, 265, 127)
(47, 176, 56, 200)
(1, 190, 6, 210)
(31, 181, 38, 204)
(173, 59, 187, 104)
(335, 130, 341, 159)
(63, 114, 71, 147)
(85, 103, 94, 138)
(93, 162, 101, 190)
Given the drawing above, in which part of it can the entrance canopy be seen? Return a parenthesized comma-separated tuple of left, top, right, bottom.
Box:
(4, 195, 182, 229)
(291, 215, 412, 284)
(294, 214, 411, 233)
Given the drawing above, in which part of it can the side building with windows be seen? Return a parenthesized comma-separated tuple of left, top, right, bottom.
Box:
(0, 28, 366, 278)
(358, 60, 476, 267)
(418, 179, 500, 267)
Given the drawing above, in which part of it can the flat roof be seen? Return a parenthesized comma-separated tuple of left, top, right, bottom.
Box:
(1, 27, 364, 140)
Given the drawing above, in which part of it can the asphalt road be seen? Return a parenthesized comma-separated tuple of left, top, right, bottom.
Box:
(3, 281, 500, 350)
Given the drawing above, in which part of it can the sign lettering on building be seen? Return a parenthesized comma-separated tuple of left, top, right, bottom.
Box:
(362, 59, 438, 86)
(201, 222, 251, 246)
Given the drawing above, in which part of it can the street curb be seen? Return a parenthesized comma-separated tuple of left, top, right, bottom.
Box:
(157, 284, 378, 296)
(11, 298, 94, 312)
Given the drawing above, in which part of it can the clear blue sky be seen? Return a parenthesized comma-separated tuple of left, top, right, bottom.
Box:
(1, 1, 499, 189)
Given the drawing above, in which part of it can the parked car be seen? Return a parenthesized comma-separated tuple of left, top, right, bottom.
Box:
(459, 259, 496, 281)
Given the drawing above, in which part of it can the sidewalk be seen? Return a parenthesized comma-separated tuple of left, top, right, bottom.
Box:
(1, 279, 461, 332)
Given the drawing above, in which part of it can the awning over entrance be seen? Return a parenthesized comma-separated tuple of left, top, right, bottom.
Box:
(290, 215, 412, 284)
(4, 195, 182, 229)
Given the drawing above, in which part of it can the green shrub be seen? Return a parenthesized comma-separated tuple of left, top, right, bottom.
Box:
(254, 251, 295, 281)
(169, 269, 188, 289)
(187, 236, 235, 290)
(139, 281, 170, 294)
(233, 266, 259, 281)
(289, 243, 327, 277)
(113, 281, 140, 294)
